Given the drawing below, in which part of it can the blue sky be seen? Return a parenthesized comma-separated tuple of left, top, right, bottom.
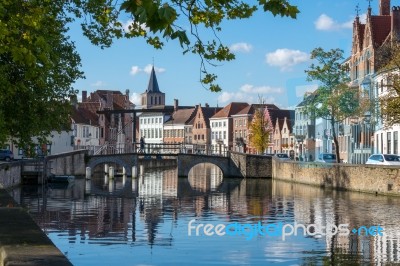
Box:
(69, 0, 373, 109)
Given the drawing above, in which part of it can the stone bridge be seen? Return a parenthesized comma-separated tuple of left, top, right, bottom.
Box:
(86, 153, 138, 176)
(176, 154, 242, 177)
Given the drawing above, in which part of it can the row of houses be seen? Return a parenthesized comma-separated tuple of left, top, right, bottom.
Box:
(294, 0, 400, 163)
(4, 64, 297, 159)
(70, 66, 296, 156)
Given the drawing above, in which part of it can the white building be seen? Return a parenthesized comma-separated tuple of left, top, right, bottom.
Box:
(139, 113, 169, 144)
(373, 72, 400, 155)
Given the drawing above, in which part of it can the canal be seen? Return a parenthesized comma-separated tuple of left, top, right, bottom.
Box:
(7, 163, 400, 265)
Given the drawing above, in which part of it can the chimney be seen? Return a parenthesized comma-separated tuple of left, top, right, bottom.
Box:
(205, 103, 209, 107)
(174, 99, 179, 111)
(380, 0, 391, 16)
(392, 6, 400, 41)
(82, 90, 87, 102)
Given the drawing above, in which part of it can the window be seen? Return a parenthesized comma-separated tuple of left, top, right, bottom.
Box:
(223, 131, 226, 140)
(212, 132, 215, 140)
(388, 132, 392, 154)
(394, 132, 398, 154)
(223, 121, 226, 127)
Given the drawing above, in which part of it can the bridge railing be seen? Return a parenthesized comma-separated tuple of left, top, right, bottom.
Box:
(84, 142, 228, 157)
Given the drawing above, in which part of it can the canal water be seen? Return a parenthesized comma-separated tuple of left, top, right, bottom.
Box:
(7, 163, 400, 265)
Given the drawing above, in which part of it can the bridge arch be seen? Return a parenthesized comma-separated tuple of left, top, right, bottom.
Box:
(177, 154, 232, 177)
(87, 154, 137, 176)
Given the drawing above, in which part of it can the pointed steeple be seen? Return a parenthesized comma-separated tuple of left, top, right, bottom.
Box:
(146, 66, 161, 93)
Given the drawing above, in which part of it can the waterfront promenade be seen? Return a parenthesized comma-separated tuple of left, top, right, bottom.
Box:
(0, 188, 71, 266)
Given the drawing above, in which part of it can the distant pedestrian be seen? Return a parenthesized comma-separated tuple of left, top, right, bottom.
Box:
(140, 137, 145, 153)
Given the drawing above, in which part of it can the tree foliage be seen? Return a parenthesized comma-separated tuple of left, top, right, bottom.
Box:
(249, 98, 271, 154)
(304, 48, 368, 162)
(376, 42, 400, 128)
(0, 0, 84, 149)
(68, 0, 299, 92)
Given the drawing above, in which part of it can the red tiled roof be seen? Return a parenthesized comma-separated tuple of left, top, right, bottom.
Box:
(211, 102, 249, 118)
(165, 108, 196, 125)
(71, 106, 99, 126)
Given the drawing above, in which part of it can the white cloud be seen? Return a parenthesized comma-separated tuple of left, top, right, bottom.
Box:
(91, 81, 107, 87)
(230, 42, 253, 53)
(129, 64, 166, 76)
(295, 84, 318, 97)
(143, 64, 166, 74)
(218, 91, 252, 104)
(240, 84, 284, 94)
(315, 14, 353, 31)
(266, 49, 309, 71)
(130, 66, 141, 76)
(130, 92, 142, 106)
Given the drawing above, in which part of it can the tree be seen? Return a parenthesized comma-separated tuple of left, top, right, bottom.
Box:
(375, 42, 400, 128)
(304, 48, 368, 163)
(249, 98, 271, 154)
(0, 1, 84, 150)
(69, 0, 299, 92)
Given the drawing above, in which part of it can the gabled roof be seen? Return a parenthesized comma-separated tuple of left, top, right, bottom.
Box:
(71, 106, 99, 126)
(198, 106, 222, 127)
(233, 103, 279, 116)
(370, 15, 391, 48)
(146, 66, 162, 93)
(86, 90, 132, 109)
(164, 108, 196, 125)
(268, 109, 295, 126)
(211, 102, 249, 119)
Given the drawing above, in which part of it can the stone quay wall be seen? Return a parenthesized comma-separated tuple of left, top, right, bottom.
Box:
(230, 152, 272, 178)
(272, 158, 400, 196)
(0, 162, 22, 189)
(45, 150, 87, 176)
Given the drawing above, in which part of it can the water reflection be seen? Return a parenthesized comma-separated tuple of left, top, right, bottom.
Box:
(8, 165, 400, 265)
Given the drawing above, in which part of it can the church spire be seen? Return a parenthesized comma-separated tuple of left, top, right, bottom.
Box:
(146, 66, 161, 93)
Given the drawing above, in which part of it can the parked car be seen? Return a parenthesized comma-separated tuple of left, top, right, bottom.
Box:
(365, 154, 400, 166)
(274, 153, 291, 160)
(0, 149, 14, 161)
(316, 153, 337, 163)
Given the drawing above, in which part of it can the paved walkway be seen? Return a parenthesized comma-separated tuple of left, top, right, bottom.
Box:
(0, 189, 72, 266)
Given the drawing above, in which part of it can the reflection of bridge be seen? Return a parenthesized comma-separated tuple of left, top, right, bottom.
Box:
(86, 152, 243, 178)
